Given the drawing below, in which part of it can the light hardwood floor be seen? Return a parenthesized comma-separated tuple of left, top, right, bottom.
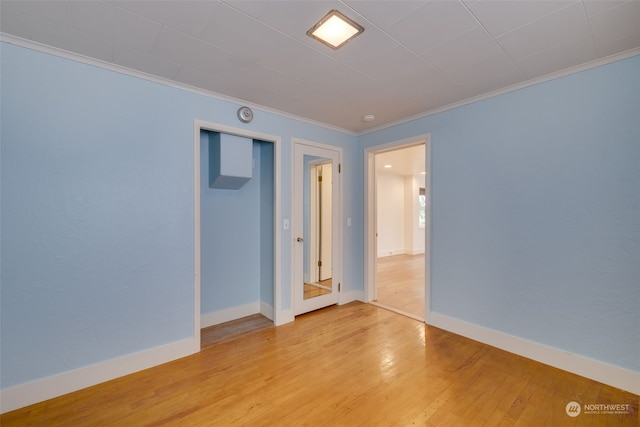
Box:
(376, 254, 425, 319)
(304, 278, 332, 299)
(2, 302, 637, 426)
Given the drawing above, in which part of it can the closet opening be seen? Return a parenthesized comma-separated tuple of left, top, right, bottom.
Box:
(193, 121, 283, 350)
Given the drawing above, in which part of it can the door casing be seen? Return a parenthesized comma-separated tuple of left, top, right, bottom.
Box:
(193, 119, 285, 334)
(363, 134, 431, 323)
(292, 138, 342, 316)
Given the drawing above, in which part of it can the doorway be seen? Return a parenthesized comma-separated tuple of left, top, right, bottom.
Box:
(193, 120, 285, 348)
(293, 140, 342, 316)
(364, 136, 430, 322)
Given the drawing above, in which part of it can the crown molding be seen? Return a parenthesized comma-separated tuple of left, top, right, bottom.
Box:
(2, 33, 638, 138)
(0, 33, 356, 136)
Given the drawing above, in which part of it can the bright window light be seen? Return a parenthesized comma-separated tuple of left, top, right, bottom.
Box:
(307, 10, 364, 50)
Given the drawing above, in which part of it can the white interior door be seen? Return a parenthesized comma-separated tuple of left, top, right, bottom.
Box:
(294, 141, 341, 316)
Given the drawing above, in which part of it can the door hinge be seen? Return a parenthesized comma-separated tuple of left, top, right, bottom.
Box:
(338, 282, 341, 292)
(338, 163, 341, 173)
(318, 175, 322, 182)
(317, 260, 322, 267)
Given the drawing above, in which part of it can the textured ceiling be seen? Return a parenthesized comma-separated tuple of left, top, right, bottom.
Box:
(1, 0, 639, 133)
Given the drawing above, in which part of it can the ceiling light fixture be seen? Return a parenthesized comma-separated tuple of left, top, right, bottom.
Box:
(363, 114, 375, 122)
(307, 10, 364, 50)
(384, 164, 392, 169)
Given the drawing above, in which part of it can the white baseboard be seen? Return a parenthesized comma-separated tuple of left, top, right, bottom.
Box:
(377, 249, 424, 257)
(201, 300, 289, 326)
(340, 289, 364, 305)
(260, 302, 274, 321)
(0, 337, 198, 414)
(274, 308, 294, 326)
(428, 312, 640, 395)
(201, 302, 260, 328)
(377, 249, 405, 258)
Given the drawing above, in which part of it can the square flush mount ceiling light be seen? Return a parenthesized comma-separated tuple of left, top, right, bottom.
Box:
(307, 10, 364, 49)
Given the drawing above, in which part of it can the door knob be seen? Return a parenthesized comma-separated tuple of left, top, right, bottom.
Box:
(296, 237, 304, 243)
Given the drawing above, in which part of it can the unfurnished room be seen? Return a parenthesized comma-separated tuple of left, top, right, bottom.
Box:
(0, 1, 638, 425)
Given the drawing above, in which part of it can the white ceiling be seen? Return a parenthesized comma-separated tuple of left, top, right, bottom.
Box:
(376, 144, 425, 176)
(1, 0, 639, 133)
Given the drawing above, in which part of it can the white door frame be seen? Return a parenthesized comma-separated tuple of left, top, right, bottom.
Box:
(292, 138, 342, 316)
(363, 134, 431, 323)
(193, 120, 284, 342)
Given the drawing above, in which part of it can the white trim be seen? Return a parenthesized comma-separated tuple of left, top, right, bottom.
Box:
(288, 140, 296, 320)
(276, 309, 295, 326)
(423, 140, 432, 323)
(364, 151, 377, 302)
(195, 120, 284, 324)
(194, 120, 285, 328)
(376, 248, 425, 257)
(291, 137, 346, 153)
(260, 302, 274, 321)
(0, 34, 355, 136)
(193, 123, 202, 349)
(363, 135, 431, 323)
(340, 290, 364, 306)
(201, 302, 261, 329)
(291, 138, 343, 317)
(428, 312, 640, 396)
(272, 132, 283, 326)
(0, 338, 197, 414)
(377, 249, 405, 258)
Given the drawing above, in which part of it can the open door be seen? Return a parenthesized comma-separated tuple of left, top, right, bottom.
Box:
(293, 141, 341, 316)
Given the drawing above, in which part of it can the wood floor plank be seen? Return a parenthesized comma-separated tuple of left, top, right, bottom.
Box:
(200, 313, 274, 349)
(2, 302, 637, 426)
(376, 253, 425, 319)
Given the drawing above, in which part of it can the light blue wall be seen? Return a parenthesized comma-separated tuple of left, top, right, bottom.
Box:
(360, 55, 640, 372)
(1, 44, 195, 388)
(0, 42, 358, 389)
